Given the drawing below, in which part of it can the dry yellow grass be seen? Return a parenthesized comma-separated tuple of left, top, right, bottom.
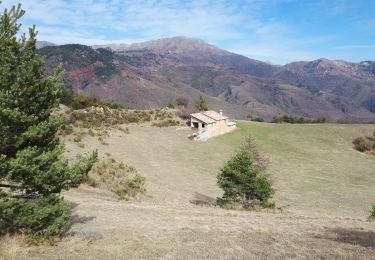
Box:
(1, 121, 375, 259)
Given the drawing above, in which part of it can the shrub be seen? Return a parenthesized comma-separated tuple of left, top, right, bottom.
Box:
(252, 117, 264, 122)
(60, 86, 75, 107)
(271, 115, 325, 124)
(176, 110, 190, 120)
(369, 205, 375, 221)
(73, 134, 82, 143)
(176, 97, 189, 107)
(154, 109, 174, 120)
(152, 119, 180, 128)
(65, 108, 152, 130)
(217, 149, 274, 209)
(59, 124, 74, 136)
(353, 137, 372, 152)
(85, 159, 146, 200)
(98, 137, 108, 145)
(167, 103, 176, 109)
(107, 101, 124, 109)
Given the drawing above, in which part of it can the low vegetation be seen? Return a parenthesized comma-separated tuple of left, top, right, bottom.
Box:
(84, 158, 146, 200)
(195, 95, 208, 111)
(66, 107, 152, 129)
(252, 117, 265, 122)
(353, 137, 372, 152)
(217, 137, 274, 209)
(369, 205, 375, 221)
(61, 87, 124, 110)
(152, 119, 180, 128)
(247, 113, 265, 122)
(353, 130, 375, 154)
(271, 115, 326, 124)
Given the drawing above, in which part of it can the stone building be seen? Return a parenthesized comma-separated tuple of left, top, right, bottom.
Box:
(190, 110, 236, 141)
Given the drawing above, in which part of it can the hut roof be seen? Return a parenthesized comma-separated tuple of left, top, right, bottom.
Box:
(190, 110, 228, 124)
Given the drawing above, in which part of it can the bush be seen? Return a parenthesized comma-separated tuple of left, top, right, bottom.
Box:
(60, 86, 75, 107)
(59, 124, 74, 136)
(176, 97, 189, 107)
(107, 101, 124, 109)
(252, 117, 264, 122)
(369, 205, 375, 221)
(271, 115, 325, 124)
(85, 159, 146, 200)
(152, 119, 180, 128)
(217, 149, 274, 209)
(176, 110, 190, 120)
(66, 108, 152, 130)
(353, 137, 372, 152)
(167, 103, 175, 109)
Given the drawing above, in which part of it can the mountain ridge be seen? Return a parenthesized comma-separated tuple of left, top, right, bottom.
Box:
(37, 37, 375, 122)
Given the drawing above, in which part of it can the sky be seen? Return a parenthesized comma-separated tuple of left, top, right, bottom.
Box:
(2, 0, 375, 64)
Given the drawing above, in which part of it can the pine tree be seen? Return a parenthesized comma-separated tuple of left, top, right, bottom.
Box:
(217, 150, 274, 209)
(0, 3, 97, 241)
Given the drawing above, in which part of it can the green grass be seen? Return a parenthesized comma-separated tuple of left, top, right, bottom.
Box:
(65, 121, 375, 218)
(220, 121, 375, 217)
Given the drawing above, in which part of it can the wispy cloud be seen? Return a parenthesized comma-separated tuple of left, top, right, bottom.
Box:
(1, 0, 374, 63)
(333, 44, 375, 50)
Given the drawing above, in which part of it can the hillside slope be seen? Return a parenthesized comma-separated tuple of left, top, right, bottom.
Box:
(2, 121, 375, 259)
(38, 37, 375, 122)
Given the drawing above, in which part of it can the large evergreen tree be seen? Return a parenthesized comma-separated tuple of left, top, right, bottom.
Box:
(0, 3, 97, 240)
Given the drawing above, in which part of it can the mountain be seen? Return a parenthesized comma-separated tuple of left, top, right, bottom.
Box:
(37, 37, 375, 122)
(36, 41, 56, 49)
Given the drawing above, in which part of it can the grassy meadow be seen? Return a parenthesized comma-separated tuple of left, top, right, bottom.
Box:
(65, 120, 375, 218)
(225, 122, 375, 217)
(2, 120, 375, 259)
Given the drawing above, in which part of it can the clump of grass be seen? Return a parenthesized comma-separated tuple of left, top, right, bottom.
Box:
(369, 205, 375, 221)
(88, 129, 95, 136)
(154, 109, 174, 121)
(85, 158, 146, 200)
(59, 124, 74, 136)
(115, 126, 130, 134)
(73, 134, 82, 143)
(98, 137, 108, 145)
(152, 119, 180, 128)
(353, 137, 372, 152)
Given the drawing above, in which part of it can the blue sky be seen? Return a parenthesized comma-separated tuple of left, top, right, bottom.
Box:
(2, 0, 375, 64)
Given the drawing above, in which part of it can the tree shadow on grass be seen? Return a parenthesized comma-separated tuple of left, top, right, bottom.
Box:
(190, 192, 217, 206)
(319, 227, 375, 248)
(63, 201, 98, 239)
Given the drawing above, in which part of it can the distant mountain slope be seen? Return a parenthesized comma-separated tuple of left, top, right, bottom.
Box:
(37, 37, 375, 122)
(36, 41, 56, 49)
